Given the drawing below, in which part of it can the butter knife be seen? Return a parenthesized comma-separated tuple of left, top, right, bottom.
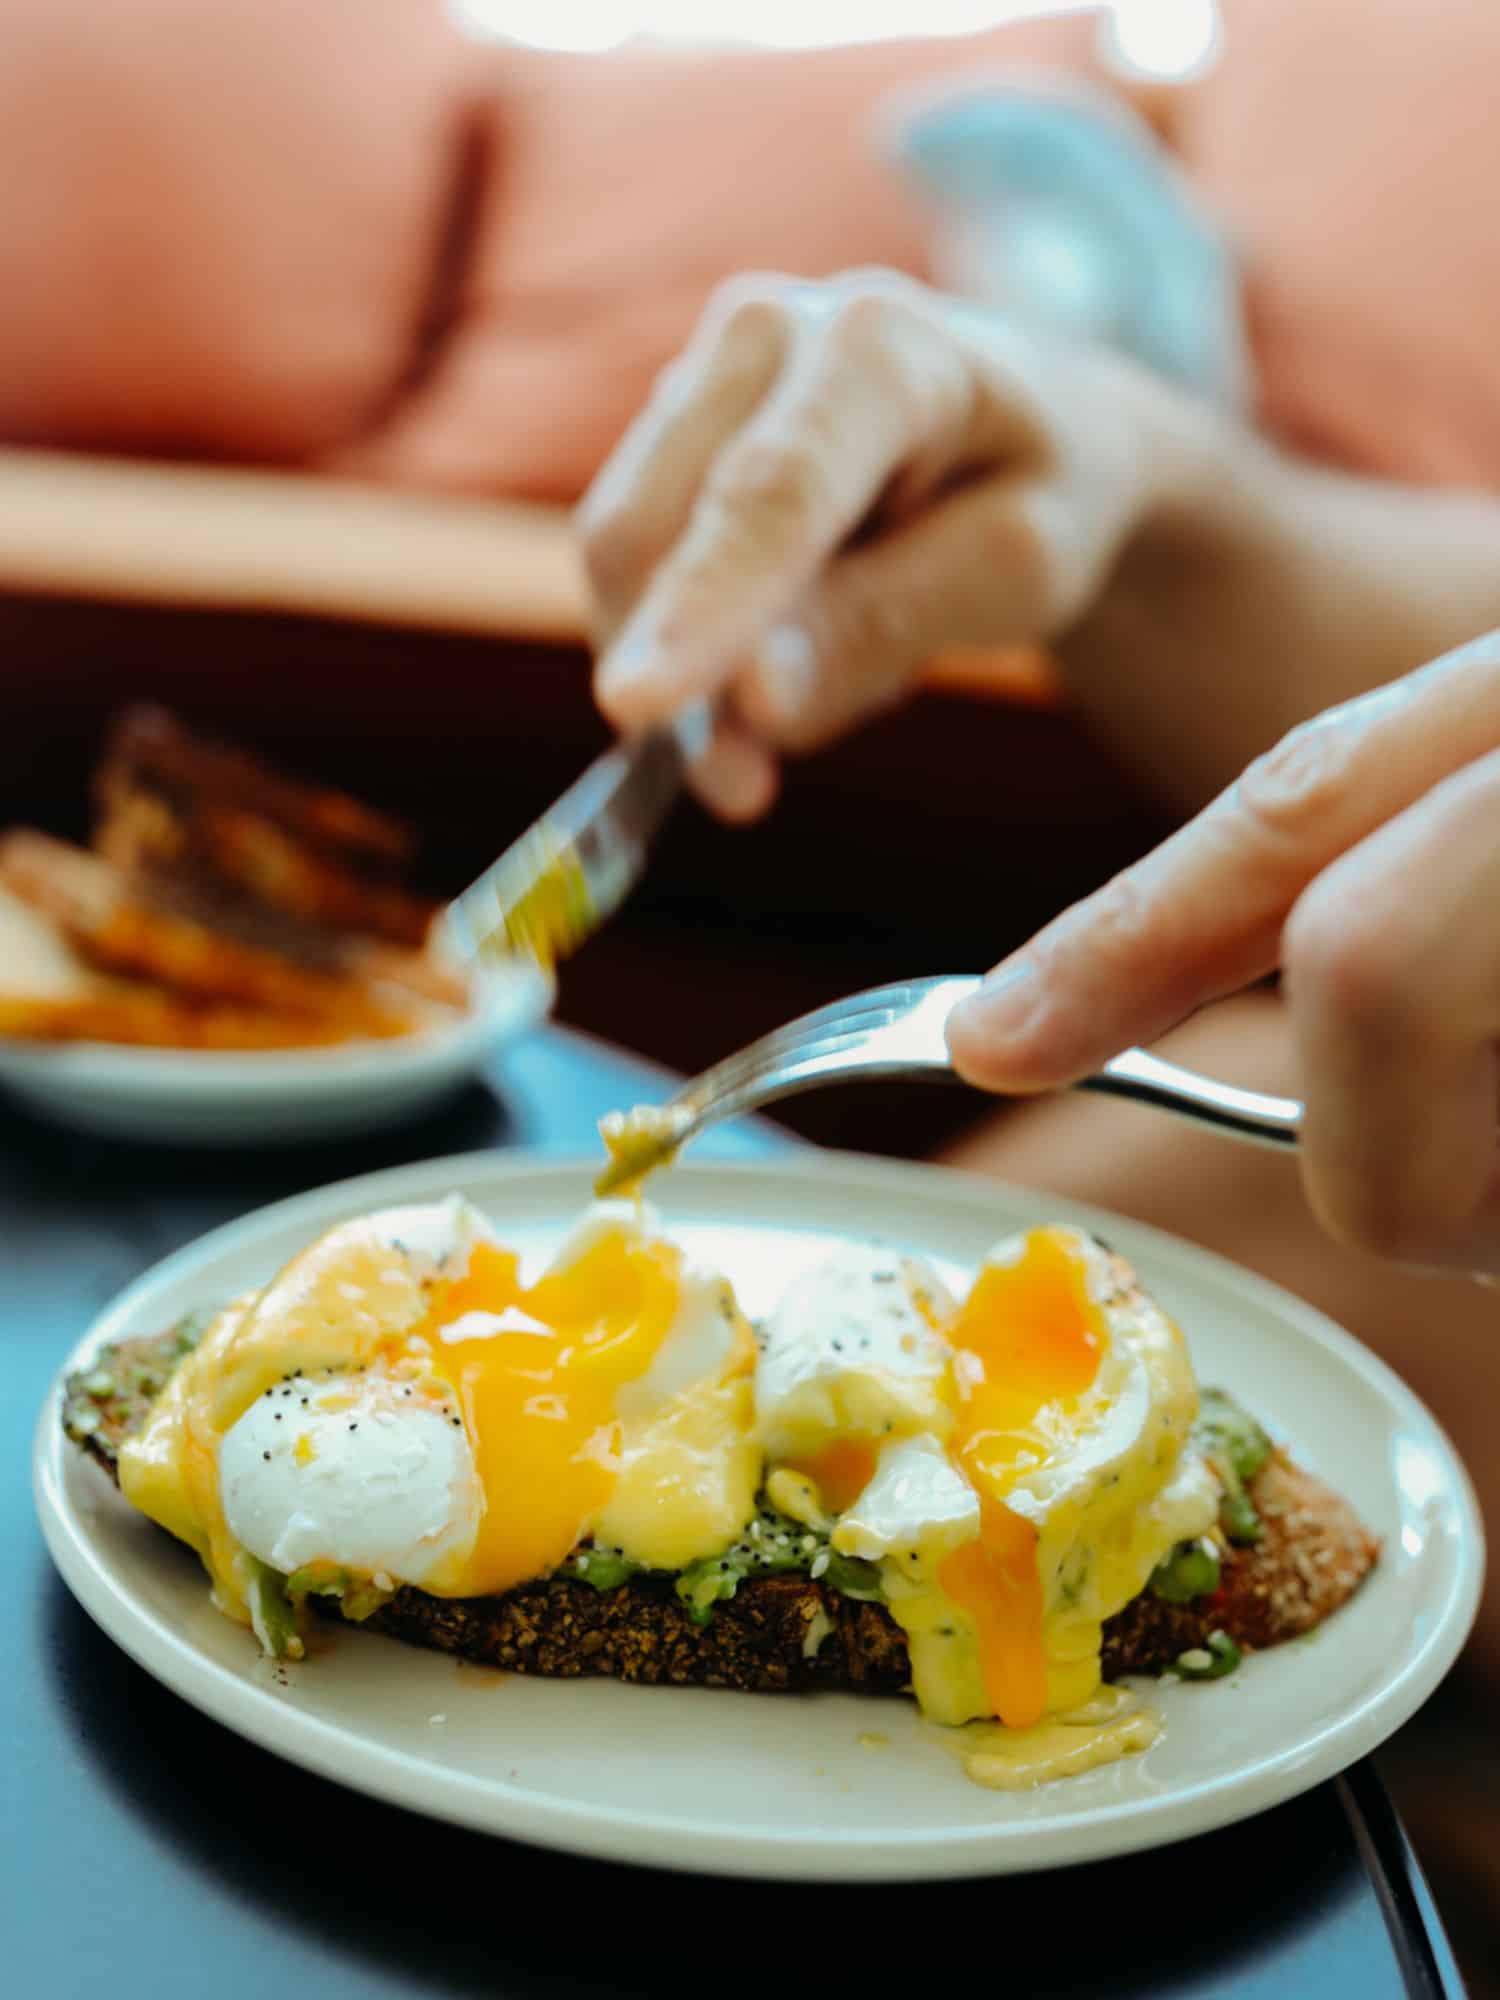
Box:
(443, 699, 713, 969)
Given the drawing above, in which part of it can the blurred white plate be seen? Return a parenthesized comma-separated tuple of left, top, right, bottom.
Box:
(0, 963, 551, 1144)
(35, 1153, 1482, 1880)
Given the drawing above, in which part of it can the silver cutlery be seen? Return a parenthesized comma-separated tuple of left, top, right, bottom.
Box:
(443, 700, 712, 968)
(596, 973, 1302, 1193)
(435, 721, 1303, 1189)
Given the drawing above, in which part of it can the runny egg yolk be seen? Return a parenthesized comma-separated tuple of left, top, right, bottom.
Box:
(418, 1234, 689, 1597)
(789, 1439, 878, 1515)
(940, 1229, 1104, 1728)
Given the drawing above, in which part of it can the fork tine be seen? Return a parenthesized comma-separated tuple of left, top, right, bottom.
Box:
(673, 1023, 886, 1113)
(670, 996, 928, 1112)
(751, 979, 932, 1044)
(681, 981, 932, 1086)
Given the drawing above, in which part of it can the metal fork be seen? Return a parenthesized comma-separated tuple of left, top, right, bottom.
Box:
(594, 973, 1301, 1193)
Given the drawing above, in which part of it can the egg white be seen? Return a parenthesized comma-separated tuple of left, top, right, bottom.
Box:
(220, 1368, 479, 1584)
(755, 1243, 956, 1461)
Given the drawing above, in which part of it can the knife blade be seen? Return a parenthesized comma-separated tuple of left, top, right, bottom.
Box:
(442, 699, 713, 970)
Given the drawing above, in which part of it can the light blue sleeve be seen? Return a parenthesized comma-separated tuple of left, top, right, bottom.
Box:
(888, 81, 1252, 414)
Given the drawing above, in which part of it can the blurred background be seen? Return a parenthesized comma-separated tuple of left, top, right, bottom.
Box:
(0, 0, 1237, 1158)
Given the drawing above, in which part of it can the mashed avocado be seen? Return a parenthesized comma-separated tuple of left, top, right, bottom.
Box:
(560, 1497, 883, 1625)
(1194, 1387, 1272, 1545)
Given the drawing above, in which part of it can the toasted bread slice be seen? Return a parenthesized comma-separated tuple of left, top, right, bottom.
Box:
(0, 830, 427, 1038)
(95, 706, 435, 950)
(0, 883, 364, 1048)
(64, 1325, 1381, 1696)
(0, 990, 419, 1050)
(96, 704, 416, 868)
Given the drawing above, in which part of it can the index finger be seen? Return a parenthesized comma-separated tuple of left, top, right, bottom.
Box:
(577, 284, 794, 639)
(946, 634, 1500, 1092)
(594, 287, 973, 731)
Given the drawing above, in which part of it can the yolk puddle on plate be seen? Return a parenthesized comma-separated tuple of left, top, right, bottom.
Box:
(941, 1228, 1106, 1729)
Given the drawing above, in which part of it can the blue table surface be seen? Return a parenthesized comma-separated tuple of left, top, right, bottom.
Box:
(1, 1027, 1465, 1998)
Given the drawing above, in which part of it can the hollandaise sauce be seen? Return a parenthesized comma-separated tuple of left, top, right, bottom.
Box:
(950, 1685, 1161, 1791)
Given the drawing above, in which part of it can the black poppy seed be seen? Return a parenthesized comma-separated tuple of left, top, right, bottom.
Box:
(300, 1397, 308, 1406)
(274, 1413, 282, 1422)
(262, 1450, 271, 1462)
(348, 1423, 357, 1432)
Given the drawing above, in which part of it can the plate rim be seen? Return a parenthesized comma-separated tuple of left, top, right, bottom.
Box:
(33, 1148, 1486, 1882)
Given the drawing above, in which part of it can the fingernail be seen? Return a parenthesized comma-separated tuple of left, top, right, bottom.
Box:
(946, 959, 1039, 1069)
(757, 623, 818, 724)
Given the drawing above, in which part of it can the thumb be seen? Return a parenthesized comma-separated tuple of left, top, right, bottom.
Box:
(946, 634, 1500, 1094)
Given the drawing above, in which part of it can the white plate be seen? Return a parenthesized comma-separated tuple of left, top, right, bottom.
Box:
(0, 964, 551, 1144)
(34, 1152, 1482, 1880)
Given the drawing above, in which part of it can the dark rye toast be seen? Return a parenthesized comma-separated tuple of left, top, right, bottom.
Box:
(62, 1323, 1381, 1698)
(93, 704, 436, 953)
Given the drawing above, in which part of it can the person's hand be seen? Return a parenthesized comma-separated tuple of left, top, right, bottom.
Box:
(577, 268, 1199, 819)
(946, 635, 1500, 1275)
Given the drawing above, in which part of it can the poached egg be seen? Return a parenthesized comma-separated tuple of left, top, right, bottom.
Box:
(120, 1194, 758, 1632)
(757, 1226, 1217, 1742)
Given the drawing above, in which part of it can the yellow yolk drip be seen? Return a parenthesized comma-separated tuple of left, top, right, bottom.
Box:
(938, 1501, 1047, 1730)
(421, 1236, 688, 1597)
(941, 1229, 1105, 1729)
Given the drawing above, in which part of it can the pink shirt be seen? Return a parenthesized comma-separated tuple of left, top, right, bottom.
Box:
(2, 0, 1497, 499)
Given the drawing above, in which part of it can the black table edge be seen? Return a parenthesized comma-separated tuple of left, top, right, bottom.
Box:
(1338, 1762, 1469, 1997)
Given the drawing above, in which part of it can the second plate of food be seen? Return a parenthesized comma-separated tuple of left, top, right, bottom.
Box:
(0, 957, 552, 1144)
(34, 1152, 1481, 1880)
